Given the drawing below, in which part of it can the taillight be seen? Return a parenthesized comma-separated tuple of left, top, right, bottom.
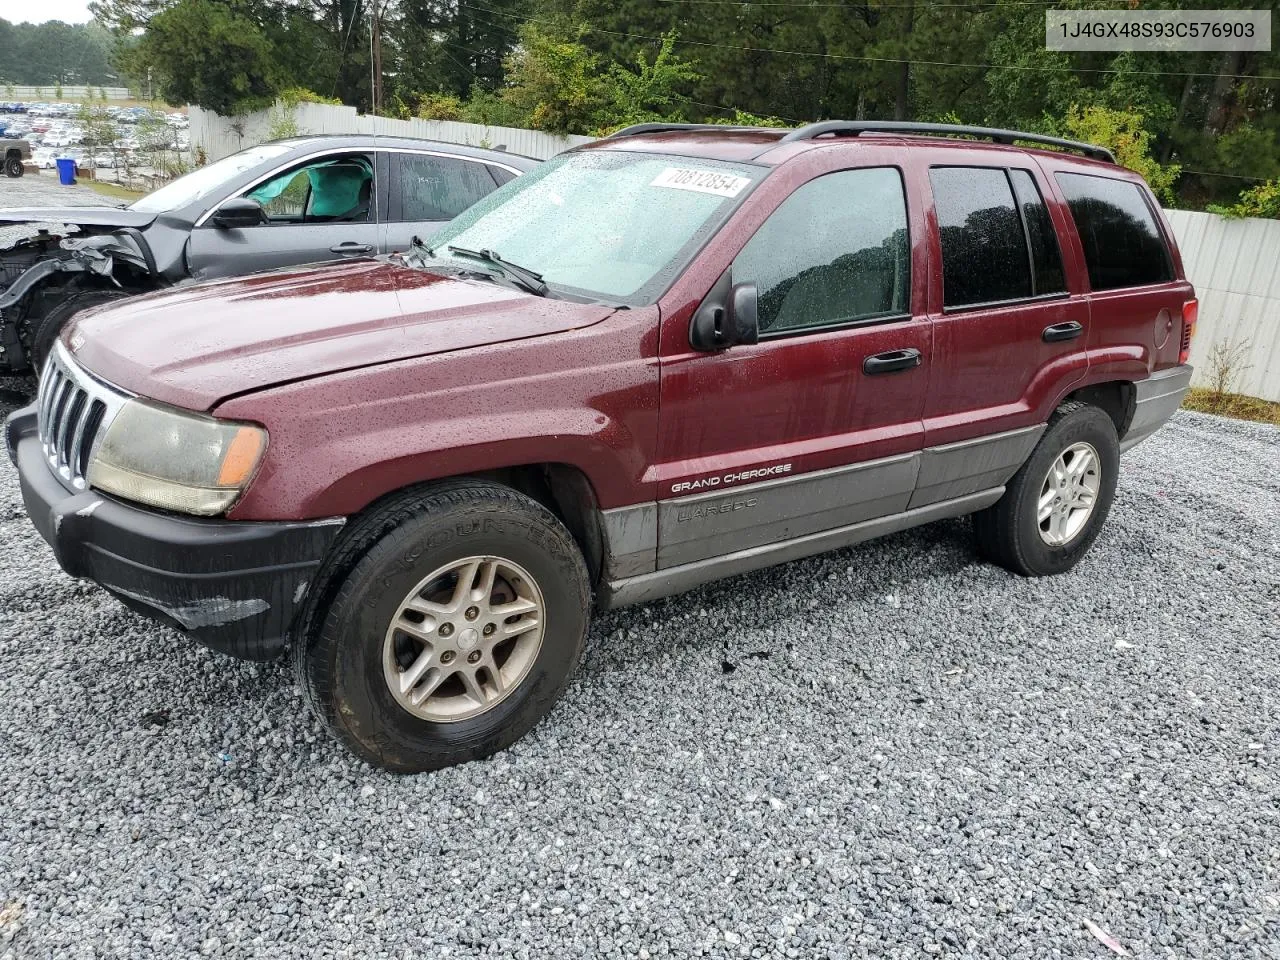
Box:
(1179, 298, 1198, 365)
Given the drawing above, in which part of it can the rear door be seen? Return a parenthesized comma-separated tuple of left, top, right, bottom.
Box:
(188, 149, 380, 279)
(655, 157, 932, 569)
(381, 150, 519, 254)
(919, 162, 1090, 477)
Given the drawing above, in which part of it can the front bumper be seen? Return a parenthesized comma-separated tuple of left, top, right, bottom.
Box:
(5, 404, 344, 660)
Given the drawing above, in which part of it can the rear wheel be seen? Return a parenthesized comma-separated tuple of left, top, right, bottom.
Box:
(29, 288, 131, 373)
(295, 480, 591, 773)
(4, 154, 22, 178)
(972, 401, 1119, 576)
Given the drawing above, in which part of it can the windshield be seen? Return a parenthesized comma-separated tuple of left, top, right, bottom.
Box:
(422, 151, 764, 305)
(130, 144, 294, 214)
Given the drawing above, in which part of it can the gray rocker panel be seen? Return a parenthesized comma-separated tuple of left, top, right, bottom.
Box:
(657, 453, 917, 568)
(599, 487, 1004, 610)
(599, 423, 1045, 583)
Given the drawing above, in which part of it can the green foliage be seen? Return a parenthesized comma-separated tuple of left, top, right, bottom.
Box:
(0, 17, 117, 86)
(1062, 105, 1182, 205)
(1207, 180, 1280, 219)
(707, 110, 788, 128)
(601, 31, 701, 129)
(140, 0, 281, 114)
(500, 23, 603, 135)
(277, 87, 342, 108)
(416, 93, 466, 122)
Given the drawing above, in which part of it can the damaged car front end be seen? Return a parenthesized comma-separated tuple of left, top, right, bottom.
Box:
(0, 214, 161, 372)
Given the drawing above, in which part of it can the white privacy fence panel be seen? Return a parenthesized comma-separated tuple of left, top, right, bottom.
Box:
(1165, 209, 1280, 403)
(188, 102, 593, 163)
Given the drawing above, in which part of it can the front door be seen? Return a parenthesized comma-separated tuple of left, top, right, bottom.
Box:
(188, 150, 380, 280)
(655, 164, 932, 569)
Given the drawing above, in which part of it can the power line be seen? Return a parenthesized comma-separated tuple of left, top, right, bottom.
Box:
(456, 0, 1280, 82)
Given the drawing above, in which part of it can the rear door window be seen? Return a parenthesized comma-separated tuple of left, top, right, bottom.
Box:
(1054, 172, 1173, 290)
(395, 153, 500, 222)
(1009, 169, 1066, 295)
(930, 167, 1032, 308)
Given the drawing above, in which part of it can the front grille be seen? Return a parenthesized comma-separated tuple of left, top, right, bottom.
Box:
(37, 344, 128, 490)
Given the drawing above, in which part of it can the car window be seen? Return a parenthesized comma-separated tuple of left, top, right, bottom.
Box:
(1009, 169, 1066, 295)
(397, 154, 501, 222)
(422, 151, 764, 305)
(1055, 172, 1173, 290)
(129, 143, 293, 213)
(246, 154, 374, 224)
(732, 167, 910, 336)
(930, 167, 1032, 308)
(488, 165, 517, 187)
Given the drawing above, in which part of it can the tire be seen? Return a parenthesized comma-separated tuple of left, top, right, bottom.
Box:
(29, 288, 131, 373)
(295, 480, 592, 773)
(4, 154, 22, 178)
(972, 400, 1119, 577)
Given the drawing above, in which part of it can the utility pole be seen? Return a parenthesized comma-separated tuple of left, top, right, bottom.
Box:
(369, 0, 384, 115)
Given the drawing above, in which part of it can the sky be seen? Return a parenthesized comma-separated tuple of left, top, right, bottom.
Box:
(0, 0, 94, 24)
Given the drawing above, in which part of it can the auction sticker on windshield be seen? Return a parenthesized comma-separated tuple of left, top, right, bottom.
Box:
(651, 167, 752, 197)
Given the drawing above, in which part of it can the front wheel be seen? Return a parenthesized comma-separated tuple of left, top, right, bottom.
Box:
(4, 155, 23, 178)
(295, 481, 592, 773)
(972, 401, 1119, 576)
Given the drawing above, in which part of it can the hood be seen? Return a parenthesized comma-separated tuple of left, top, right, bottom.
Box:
(0, 207, 158, 230)
(66, 258, 616, 411)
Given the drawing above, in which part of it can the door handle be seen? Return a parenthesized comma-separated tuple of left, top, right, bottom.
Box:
(1042, 320, 1084, 343)
(863, 348, 922, 375)
(330, 242, 374, 255)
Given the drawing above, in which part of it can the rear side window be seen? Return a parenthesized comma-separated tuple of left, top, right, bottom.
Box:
(396, 153, 499, 222)
(1009, 169, 1066, 295)
(930, 167, 1032, 308)
(1055, 173, 1173, 290)
(733, 167, 911, 336)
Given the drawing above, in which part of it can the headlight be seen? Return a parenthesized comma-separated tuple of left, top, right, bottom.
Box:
(87, 400, 267, 516)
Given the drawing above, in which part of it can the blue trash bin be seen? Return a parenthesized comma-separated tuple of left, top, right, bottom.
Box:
(55, 157, 76, 185)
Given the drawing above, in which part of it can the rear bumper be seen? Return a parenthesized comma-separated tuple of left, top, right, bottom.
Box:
(1120, 364, 1193, 453)
(5, 404, 344, 660)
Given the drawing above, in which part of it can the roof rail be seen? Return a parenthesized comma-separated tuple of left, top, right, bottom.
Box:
(778, 120, 1115, 163)
(604, 122, 766, 139)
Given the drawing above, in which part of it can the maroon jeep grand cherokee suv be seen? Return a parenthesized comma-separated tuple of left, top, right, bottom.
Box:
(6, 121, 1196, 772)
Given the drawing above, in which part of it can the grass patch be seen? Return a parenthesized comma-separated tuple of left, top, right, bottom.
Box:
(85, 180, 146, 203)
(1183, 388, 1280, 426)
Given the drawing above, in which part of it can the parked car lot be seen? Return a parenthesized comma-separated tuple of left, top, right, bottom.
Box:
(1, 397, 1277, 958)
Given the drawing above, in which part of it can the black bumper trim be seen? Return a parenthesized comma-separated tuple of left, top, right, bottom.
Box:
(6, 404, 345, 660)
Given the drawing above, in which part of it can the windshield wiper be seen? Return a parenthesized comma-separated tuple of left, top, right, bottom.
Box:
(446, 245, 550, 298)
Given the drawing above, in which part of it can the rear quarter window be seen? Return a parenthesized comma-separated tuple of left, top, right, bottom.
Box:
(1055, 172, 1173, 290)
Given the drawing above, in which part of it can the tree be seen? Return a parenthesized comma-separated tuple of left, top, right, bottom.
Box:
(500, 23, 603, 134)
(139, 0, 282, 114)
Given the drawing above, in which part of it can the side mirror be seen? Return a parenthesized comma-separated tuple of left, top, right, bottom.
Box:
(690, 278, 760, 351)
(212, 196, 266, 229)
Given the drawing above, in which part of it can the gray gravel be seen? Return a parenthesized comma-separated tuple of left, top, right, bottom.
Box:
(1, 407, 1278, 960)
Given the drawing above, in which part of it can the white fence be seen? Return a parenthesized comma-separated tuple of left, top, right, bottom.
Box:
(5, 85, 132, 101)
(1166, 210, 1280, 403)
(188, 102, 592, 163)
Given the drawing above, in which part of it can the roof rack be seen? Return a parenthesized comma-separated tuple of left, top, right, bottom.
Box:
(778, 121, 1115, 163)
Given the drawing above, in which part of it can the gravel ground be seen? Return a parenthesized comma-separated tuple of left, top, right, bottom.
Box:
(1, 406, 1277, 960)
